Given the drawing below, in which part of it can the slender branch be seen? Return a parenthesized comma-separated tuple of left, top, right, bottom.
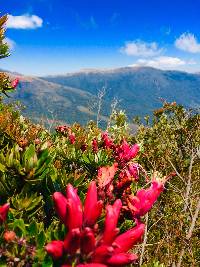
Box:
(168, 158, 186, 184)
(139, 213, 148, 266)
(183, 152, 195, 212)
(177, 198, 200, 267)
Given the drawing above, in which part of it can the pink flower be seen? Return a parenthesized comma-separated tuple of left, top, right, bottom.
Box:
(46, 183, 145, 266)
(0, 203, 10, 224)
(114, 141, 140, 166)
(11, 78, 19, 89)
(77, 264, 107, 267)
(102, 199, 122, 245)
(113, 222, 145, 253)
(45, 240, 64, 259)
(69, 133, 76, 144)
(92, 139, 98, 153)
(127, 179, 164, 217)
(101, 132, 113, 149)
(53, 192, 68, 226)
(66, 184, 83, 230)
(106, 253, 138, 266)
(56, 125, 68, 133)
(84, 181, 103, 227)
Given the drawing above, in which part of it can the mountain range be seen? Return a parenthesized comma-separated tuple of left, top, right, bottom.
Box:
(3, 67, 200, 128)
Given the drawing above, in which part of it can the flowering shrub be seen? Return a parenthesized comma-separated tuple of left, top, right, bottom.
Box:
(46, 182, 145, 266)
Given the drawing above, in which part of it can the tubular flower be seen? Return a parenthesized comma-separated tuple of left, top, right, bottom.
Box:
(101, 132, 113, 149)
(127, 178, 164, 217)
(114, 141, 140, 166)
(11, 78, 19, 89)
(45, 240, 64, 259)
(84, 181, 103, 227)
(69, 133, 76, 144)
(0, 203, 9, 224)
(46, 182, 144, 266)
(56, 125, 68, 133)
(92, 139, 98, 153)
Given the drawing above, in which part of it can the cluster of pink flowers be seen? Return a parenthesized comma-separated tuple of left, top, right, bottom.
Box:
(11, 78, 19, 89)
(56, 125, 76, 144)
(56, 125, 68, 133)
(127, 175, 165, 218)
(116, 163, 140, 191)
(114, 140, 140, 167)
(101, 132, 113, 149)
(0, 202, 9, 224)
(45, 182, 145, 266)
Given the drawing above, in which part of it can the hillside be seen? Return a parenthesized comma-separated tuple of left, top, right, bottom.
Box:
(4, 67, 200, 127)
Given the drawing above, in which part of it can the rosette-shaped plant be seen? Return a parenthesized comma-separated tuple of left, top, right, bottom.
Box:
(45, 182, 145, 266)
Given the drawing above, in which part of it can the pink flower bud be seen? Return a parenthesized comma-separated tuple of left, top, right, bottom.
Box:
(11, 78, 19, 89)
(102, 199, 122, 245)
(53, 192, 68, 226)
(84, 182, 103, 227)
(92, 139, 98, 153)
(106, 252, 138, 265)
(45, 240, 64, 259)
(64, 228, 81, 254)
(0, 203, 10, 224)
(80, 227, 96, 254)
(66, 184, 83, 230)
(113, 223, 145, 253)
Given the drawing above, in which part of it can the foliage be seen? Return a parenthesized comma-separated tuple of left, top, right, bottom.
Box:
(134, 102, 200, 266)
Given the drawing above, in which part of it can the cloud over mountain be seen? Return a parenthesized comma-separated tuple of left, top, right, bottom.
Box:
(120, 40, 163, 57)
(175, 33, 200, 53)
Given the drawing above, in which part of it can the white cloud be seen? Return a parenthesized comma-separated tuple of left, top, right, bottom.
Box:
(120, 40, 163, 57)
(7, 14, 43, 29)
(175, 33, 200, 53)
(4, 37, 16, 50)
(129, 56, 195, 70)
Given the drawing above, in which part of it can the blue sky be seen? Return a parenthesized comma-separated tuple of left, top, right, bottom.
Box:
(1, 0, 200, 75)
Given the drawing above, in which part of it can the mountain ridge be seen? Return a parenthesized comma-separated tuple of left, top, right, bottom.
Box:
(3, 67, 200, 127)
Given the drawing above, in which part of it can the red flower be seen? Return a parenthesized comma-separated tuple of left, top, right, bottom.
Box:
(101, 132, 113, 149)
(53, 192, 68, 226)
(46, 182, 144, 266)
(92, 139, 98, 153)
(56, 125, 68, 133)
(83, 181, 103, 227)
(0, 203, 9, 224)
(45, 240, 64, 259)
(102, 199, 122, 245)
(66, 184, 83, 230)
(69, 133, 76, 144)
(113, 222, 145, 253)
(127, 178, 164, 217)
(114, 141, 140, 166)
(11, 78, 19, 89)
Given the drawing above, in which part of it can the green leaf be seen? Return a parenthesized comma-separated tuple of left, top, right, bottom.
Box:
(0, 162, 6, 172)
(28, 220, 38, 236)
(37, 230, 46, 248)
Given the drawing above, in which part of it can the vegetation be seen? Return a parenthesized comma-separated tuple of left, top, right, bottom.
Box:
(0, 14, 200, 267)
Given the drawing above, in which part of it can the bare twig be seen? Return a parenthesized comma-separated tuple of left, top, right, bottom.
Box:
(96, 86, 106, 127)
(139, 213, 149, 266)
(177, 198, 200, 267)
(183, 152, 195, 212)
